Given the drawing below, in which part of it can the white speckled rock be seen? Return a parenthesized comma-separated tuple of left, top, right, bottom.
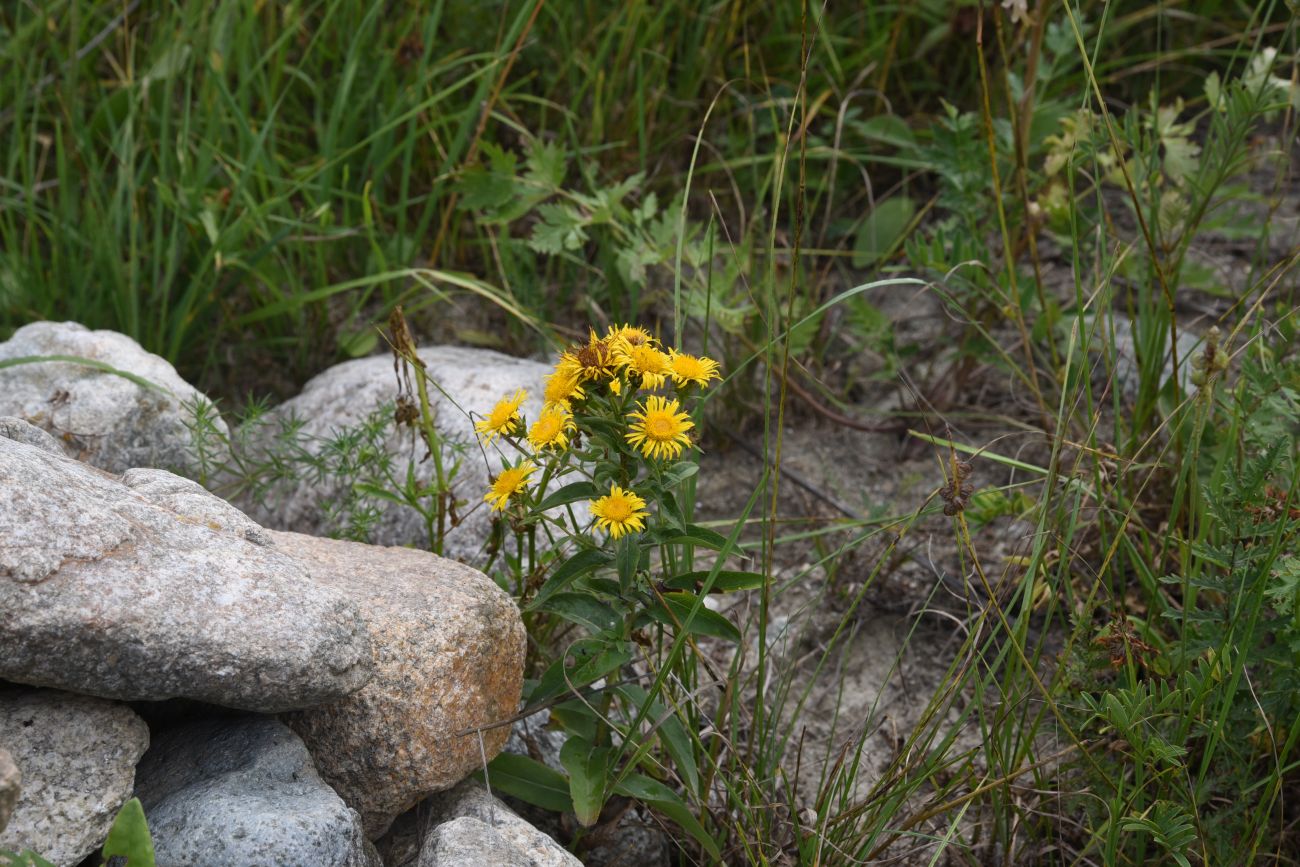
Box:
(240, 346, 552, 563)
(0, 747, 18, 833)
(275, 531, 525, 838)
(0, 321, 226, 475)
(135, 718, 379, 867)
(0, 689, 150, 867)
(417, 780, 580, 867)
(0, 425, 373, 712)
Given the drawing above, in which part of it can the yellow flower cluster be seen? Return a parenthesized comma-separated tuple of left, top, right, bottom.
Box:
(478, 324, 720, 538)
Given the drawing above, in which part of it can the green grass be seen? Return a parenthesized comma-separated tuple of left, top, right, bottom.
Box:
(5, 1, 1300, 864)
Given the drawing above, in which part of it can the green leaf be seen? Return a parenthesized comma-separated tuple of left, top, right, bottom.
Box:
(529, 638, 632, 705)
(0, 356, 170, 395)
(560, 736, 614, 827)
(853, 196, 916, 267)
(614, 772, 721, 861)
(537, 481, 599, 511)
(100, 798, 156, 866)
(642, 593, 741, 642)
(616, 534, 641, 592)
(527, 548, 613, 612)
(549, 698, 601, 742)
(538, 592, 621, 634)
(656, 524, 736, 552)
(0, 851, 58, 867)
(663, 570, 766, 593)
(660, 461, 699, 486)
(480, 753, 574, 813)
(614, 684, 700, 797)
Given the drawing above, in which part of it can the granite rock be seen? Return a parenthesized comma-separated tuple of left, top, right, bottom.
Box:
(0, 431, 372, 712)
(240, 346, 552, 562)
(135, 717, 378, 867)
(0, 321, 226, 475)
(0, 747, 18, 834)
(417, 780, 579, 867)
(276, 531, 525, 837)
(0, 689, 149, 866)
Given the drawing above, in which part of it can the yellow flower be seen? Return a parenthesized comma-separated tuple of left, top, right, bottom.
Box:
(606, 324, 656, 348)
(557, 331, 618, 383)
(590, 484, 649, 539)
(475, 389, 527, 443)
(615, 341, 672, 390)
(609, 377, 623, 395)
(484, 461, 536, 511)
(543, 369, 585, 410)
(626, 395, 694, 460)
(527, 407, 574, 451)
(668, 351, 721, 388)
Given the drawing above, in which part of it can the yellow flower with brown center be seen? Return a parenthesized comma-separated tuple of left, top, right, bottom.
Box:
(590, 484, 649, 539)
(626, 395, 694, 460)
(543, 369, 585, 410)
(475, 389, 527, 443)
(615, 341, 672, 390)
(557, 331, 618, 383)
(606, 324, 656, 348)
(484, 461, 536, 511)
(668, 351, 721, 388)
(527, 407, 574, 451)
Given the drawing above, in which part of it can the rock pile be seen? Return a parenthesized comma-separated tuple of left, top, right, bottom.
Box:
(0, 324, 558, 867)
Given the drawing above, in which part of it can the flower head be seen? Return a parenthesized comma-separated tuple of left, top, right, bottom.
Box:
(615, 341, 672, 390)
(557, 331, 618, 383)
(485, 461, 536, 511)
(543, 369, 585, 410)
(475, 389, 527, 443)
(626, 395, 694, 460)
(528, 406, 574, 452)
(668, 351, 721, 389)
(606, 324, 656, 349)
(590, 484, 649, 539)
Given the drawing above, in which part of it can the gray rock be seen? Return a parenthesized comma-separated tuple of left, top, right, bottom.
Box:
(0, 689, 149, 866)
(0, 747, 18, 833)
(0, 436, 372, 712)
(418, 780, 580, 867)
(275, 531, 525, 837)
(240, 346, 552, 562)
(0, 417, 61, 455)
(0, 321, 226, 476)
(1094, 314, 1204, 401)
(135, 718, 378, 867)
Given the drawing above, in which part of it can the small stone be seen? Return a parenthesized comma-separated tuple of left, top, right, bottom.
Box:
(418, 780, 580, 867)
(0, 689, 149, 867)
(135, 718, 378, 867)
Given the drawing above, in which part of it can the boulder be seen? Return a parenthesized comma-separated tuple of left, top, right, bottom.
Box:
(0, 747, 18, 833)
(0, 425, 373, 712)
(240, 346, 551, 562)
(0, 689, 149, 866)
(417, 780, 580, 867)
(0, 321, 226, 476)
(135, 717, 378, 867)
(276, 531, 525, 837)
